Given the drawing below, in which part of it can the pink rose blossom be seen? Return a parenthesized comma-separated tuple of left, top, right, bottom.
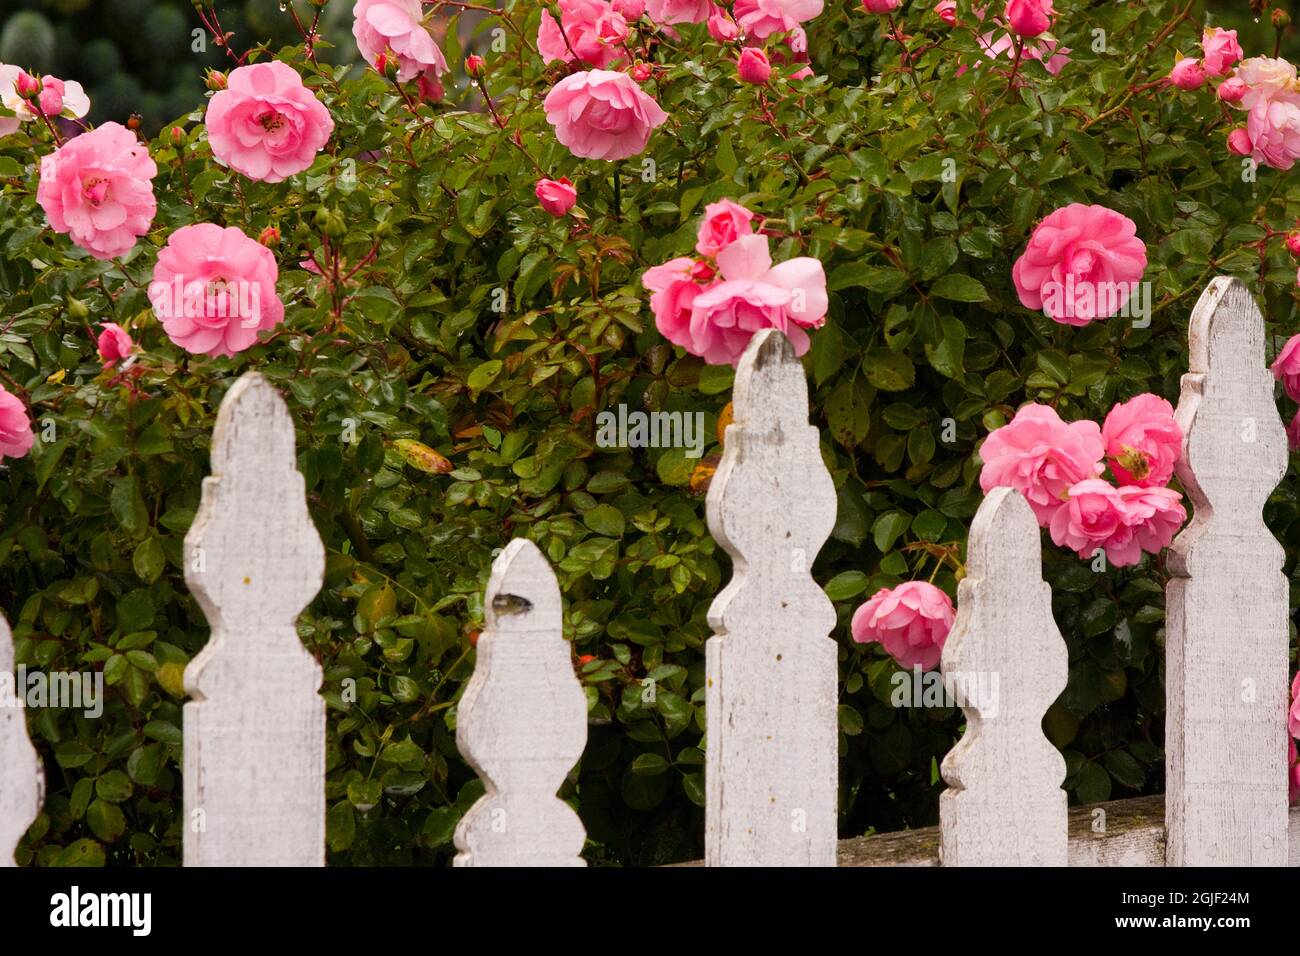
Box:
(352, 0, 449, 83)
(645, 0, 713, 24)
(535, 177, 578, 216)
(733, 0, 823, 40)
(1218, 77, 1248, 104)
(685, 233, 827, 365)
(1201, 27, 1243, 78)
(1227, 127, 1254, 156)
(979, 404, 1104, 526)
(36, 121, 157, 260)
(97, 323, 134, 368)
(1101, 394, 1182, 487)
(0, 67, 89, 133)
(696, 199, 757, 257)
(1286, 231, 1300, 257)
(1049, 479, 1138, 565)
(860, 0, 900, 12)
(543, 69, 668, 161)
(1117, 485, 1186, 557)
(0, 386, 34, 463)
(1233, 57, 1299, 111)
(737, 48, 772, 84)
(1247, 94, 1300, 170)
(936, 0, 956, 26)
(1289, 671, 1300, 739)
(1289, 409, 1300, 453)
(1168, 56, 1207, 91)
(970, 31, 1070, 77)
(708, 8, 740, 40)
(538, 0, 629, 69)
(1272, 334, 1300, 401)
(851, 582, 954, 672)
(613, 0, 645, 18)
(642, 257, 707, 349)
(204, 61, 334, 183)
(1012, 203, 1147, 326)
(1005, 0, 1052, 38)
(149, 223, 286, 358)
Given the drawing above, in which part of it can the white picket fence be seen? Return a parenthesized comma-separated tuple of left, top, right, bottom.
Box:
(1, 276, 1297, 867)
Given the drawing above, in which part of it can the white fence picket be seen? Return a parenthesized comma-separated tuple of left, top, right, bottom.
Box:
(704, 329, 839, 866)
(454, 538, 587, 866)
(1165, 277, 1291, 866)
(182, 372, 326, 866)
(939, 487, 1069, 865)
(0, 613, 42, 867)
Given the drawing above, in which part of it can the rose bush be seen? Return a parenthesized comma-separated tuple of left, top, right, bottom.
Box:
(2, 0, 1300, 866)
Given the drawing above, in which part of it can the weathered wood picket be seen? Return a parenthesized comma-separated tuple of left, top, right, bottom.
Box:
(1, 276, 1298, 867)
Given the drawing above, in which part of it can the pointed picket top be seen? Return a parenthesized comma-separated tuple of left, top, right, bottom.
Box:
(705, 329, 838, 867)
(182, 372, 326, 866)
(1166, 277, 1289, 866)
(939, 487, 1068, 866)
(454, 539, 587, 866)
(0, 613, 43, 867)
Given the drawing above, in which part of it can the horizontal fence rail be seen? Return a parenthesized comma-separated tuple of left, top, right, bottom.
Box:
(0, 278, 1297, 867)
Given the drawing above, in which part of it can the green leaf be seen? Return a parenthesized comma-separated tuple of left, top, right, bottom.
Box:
(929, 274, 988, 302)
(86, 798, 127, 843)
(584, 504, 626, 537)
(872, 511, 911, 552)
(824, 570, 868, 601)
(132, 537, 165, 584)
(864, 349, 915, 392)
(110, 475, 148, 536)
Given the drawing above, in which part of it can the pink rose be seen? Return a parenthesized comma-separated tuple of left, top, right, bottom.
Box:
(535, 176, 578, 216)
(538, 0, 629, 69)
(936, 0, 956, 26)
(0, 66, 90, 132)
(971, 31, 1070, 77)
(737, 48, 772, 83)
(1233, 57, 1299, 111)
(1049, 479, 1138, 565)
(1272, 333, 1300, 401)
(36, 121, 157, 260)
(1005, 0, 1052, 38)
(733, 0, 824, 40)
(1117, 485, 1186, 557)
(1289, 409, 1300, 453)
(1101, 394, 1181, 487)
(204, 61, 333, 183)
(686, 233, 827, 365)
(644, 0, 713, 24)
(1286, 231, 1300, 256)
(613, 0, 645, 18)
(708, 8, 740, 40)
(851, 582, 954, 672)
(696, 199, 756, 257)
(860, 0, 900, 12)
(543, 70, 668, 161)
(97, 323, 134, 368)
(0, 386, 34, 463)
(1201, 28, 1243, 78)
(1248, 94, 1300, 170)
(1289, 672, 1300, 739)
(642, 257, 708, 349)
(1012, 203, 1147, 326)
(352, 0, 449, 82)
(1218, 77, 1248, 104)
(978, 403, 1103, 526)
(149, 223, 286, 358)
(1168, 56, 1207, 91)
(1227, 127, 1254, 156)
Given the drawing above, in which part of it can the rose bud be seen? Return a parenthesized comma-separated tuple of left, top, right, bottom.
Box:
(1286, 232, 1300, 257)
(15, 70, 41, 99)
(1167, 56, 1207, 91)
(1227, 127, 1253, 156)
(630, 62, 653, 82)
(205, 69, 227, 91)
(259, 225, 281, 247)
(535, 177, 577, 217)
(465, 54, 486, 78)
(1217, 77, 1248, 104)
(737, 47, 771, 85)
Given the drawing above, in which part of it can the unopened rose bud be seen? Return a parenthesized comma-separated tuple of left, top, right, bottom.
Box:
(377, 50, 400, 80)
(67, 297, 89, 320)
(1227, 127, 1253, 156)
(630, 62, 652, 82)
(170, 126, 184, 146)
(737, 47, 771, 85)
(259, 225, 281, 247)
(15, 70, 41, 99)
(1286, 231, 1300, 257)
(205, 69, 227, 91)
(1217, 77, 1247, 104)
(466, 54, 486, 78)
(1274, 8, 1291, 29)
